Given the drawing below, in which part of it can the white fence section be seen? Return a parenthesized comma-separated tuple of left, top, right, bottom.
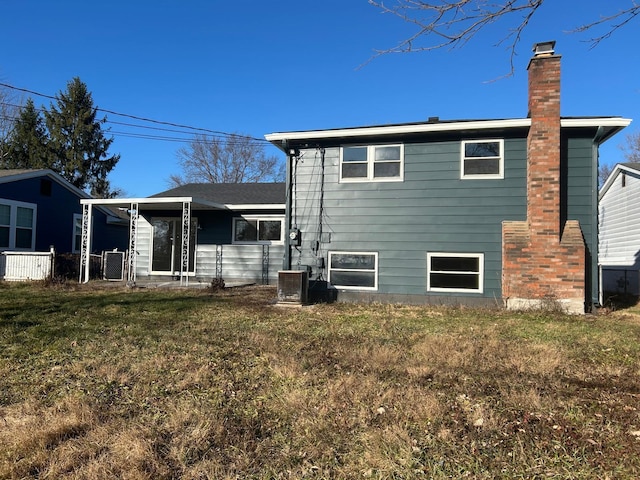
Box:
(0, 249, 54, 281)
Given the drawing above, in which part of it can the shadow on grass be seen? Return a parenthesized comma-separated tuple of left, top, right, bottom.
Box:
(601, 292, 639, 311)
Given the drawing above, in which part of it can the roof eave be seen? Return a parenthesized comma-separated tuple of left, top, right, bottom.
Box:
(80, 197, 229, 211)
(225, 203, 286, 211)
(265, 117, 632, 147)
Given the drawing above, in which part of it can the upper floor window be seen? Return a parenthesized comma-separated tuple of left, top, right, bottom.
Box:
(461, 140, 504, 179)
(0, 199, 36, 251)
(340, 144, 404, 182)
(232, 216, 283, 244)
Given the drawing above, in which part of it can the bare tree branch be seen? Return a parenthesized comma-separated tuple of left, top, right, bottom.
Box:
(366, 1, 638, 75)
(170, 133, 283, 186)
(622, 131, 640, 163)
(569, 3, 640, 47)
(365, 0, 544, 74)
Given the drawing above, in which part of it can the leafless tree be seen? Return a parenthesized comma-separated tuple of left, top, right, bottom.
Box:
(622, 131, 640, 163)
(598, 162, 614, 188)
(367, 0, 640, 74)
(598, 133, 640, 188)
(0, 85, 22, 161)
(169, 133, 284, 186)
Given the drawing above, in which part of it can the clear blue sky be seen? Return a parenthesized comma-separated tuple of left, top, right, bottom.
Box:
(1, 0, 638, 197)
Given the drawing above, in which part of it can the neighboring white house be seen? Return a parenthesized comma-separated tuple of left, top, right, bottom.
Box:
(599, 162, 640, 297)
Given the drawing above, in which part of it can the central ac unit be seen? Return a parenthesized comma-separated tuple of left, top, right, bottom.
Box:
(277, 270, 309, 304)
(103, 250, 125, 281)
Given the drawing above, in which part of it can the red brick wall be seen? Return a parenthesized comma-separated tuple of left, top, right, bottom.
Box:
(502, 52, 586, 310)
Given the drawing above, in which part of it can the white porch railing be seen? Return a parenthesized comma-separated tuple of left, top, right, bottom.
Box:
(194, 244, 285, 284)
(0, 248, 55, 281)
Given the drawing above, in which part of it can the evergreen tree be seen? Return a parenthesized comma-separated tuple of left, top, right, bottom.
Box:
(44, 77, 120, 196)
(3, 99, 49, 170)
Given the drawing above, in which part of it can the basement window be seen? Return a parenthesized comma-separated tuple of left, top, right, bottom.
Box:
(232, 216, 283, 244)
(328, 251, 378, 290)
(461, 140, 504, 179)
(340, 145, 404, 182)
(427, 253, 484, 293)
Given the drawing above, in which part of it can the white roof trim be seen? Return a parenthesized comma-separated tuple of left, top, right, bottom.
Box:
(599, 163, 640, 200)
(225, 203, 286, 210)
(266, 119, 530, 141)
(81, 198, 285, 211)
(265, 117, 632, 142)
(561, 117, 632, 128)
(81, 197, 228, 210)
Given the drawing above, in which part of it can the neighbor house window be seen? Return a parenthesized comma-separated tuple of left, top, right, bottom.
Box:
(340, 144, 404, 182)
(461, 140, 504, 179)
(427, 253, 484, 293)
(232, 216, 283, 244)
(0, 200, 36, 250)
(328, 251, 378, 290)
(40, 179, 52, 196)
(72, 214, 83, 253)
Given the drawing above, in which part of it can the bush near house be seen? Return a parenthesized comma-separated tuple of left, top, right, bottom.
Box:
(0, 284, 639, 478)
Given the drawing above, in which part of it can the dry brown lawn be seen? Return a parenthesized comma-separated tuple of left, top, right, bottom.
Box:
(0, 282, 639, 479)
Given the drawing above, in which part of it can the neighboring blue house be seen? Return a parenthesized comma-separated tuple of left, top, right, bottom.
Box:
(0, 169, 127, 254)
(80, 182, 286, 284)
(265, 42, 631, 313)
(599, 163, 640, 297)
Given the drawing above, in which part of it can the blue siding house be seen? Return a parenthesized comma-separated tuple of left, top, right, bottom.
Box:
(266, 42, 631, 313)
(0, 169, 127, 254)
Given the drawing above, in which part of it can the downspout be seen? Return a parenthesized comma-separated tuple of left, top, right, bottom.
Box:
(283, 140, 292, 271)
(594, 126, 606, 306)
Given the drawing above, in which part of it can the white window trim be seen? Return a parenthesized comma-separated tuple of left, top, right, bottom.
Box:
(460, 139, 504, 180)
(232, 215, 284, 245)
(328, 251, 378, 291)
(0, 199, 37, 251)
(339, 144, 404, 183)
(72, 213, 83, 253)
(427, 252, 484, 294)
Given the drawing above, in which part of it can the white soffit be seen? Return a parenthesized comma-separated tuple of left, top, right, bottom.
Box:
(265, 117, 632, 142)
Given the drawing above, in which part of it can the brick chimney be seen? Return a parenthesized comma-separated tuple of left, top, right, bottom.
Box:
(502, 41, 586, 313)
(527, 41, 561, 237)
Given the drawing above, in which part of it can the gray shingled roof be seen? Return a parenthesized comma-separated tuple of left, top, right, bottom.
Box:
(0, 168, 49, 178)
(621, 162, 640, 172)
(150, 182, 285, 205)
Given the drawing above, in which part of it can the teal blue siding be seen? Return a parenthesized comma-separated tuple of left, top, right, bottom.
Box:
(564, 135, 598, 303)
(290, 138, 528, 302)
(290, 132, 598, 304)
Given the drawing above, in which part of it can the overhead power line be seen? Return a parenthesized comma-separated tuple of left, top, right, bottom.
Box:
(0, 82, 271, 145)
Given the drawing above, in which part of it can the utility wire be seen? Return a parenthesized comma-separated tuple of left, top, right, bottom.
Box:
(1, 102, 268, 145)
(0, 82, 272, 144)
